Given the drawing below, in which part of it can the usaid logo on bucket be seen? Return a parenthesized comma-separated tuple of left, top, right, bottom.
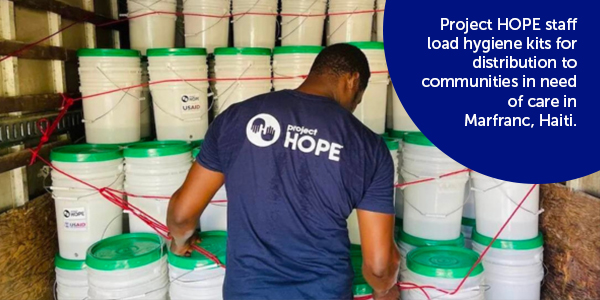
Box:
(246, 114, 281, 147)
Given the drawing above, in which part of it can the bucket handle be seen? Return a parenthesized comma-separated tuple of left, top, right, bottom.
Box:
(401, 168, 471, 218)
(279, 0, 322, 41)
(127, 0, 162, 17)
(47, 171, 125, 201)
(471, 181, 543, 216)
(150, 64, 211, 123)
(327, 6, 359, 39)
(213, 62, 254, 114)
(399, 168, 468, 190)
(83, 66, 142, 124)
(184, 10, 230, 38)
(231, 0, 274, 24)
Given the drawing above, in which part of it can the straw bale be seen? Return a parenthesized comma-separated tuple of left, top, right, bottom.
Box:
(0, 194, 57, 300)
(540, 183, 600, 300)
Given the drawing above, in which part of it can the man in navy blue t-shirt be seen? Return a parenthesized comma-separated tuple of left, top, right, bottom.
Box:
(167, 44, 400, 300)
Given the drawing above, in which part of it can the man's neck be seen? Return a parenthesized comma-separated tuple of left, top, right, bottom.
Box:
(295, 76, 339, 104)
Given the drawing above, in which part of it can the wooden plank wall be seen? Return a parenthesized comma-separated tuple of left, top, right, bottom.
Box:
(0, 0, 121, 213)
(540, 184, 600, 300)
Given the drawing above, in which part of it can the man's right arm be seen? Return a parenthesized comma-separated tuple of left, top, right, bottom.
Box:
(358, 209, 400, 299)
(355, 139, 400, 299)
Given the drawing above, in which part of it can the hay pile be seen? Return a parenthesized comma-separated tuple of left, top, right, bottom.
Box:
(0, 194, 57, 300)
(541, 184, 600, 300)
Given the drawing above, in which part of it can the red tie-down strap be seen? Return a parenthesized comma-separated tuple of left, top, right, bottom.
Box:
(30, 94, 75, 165)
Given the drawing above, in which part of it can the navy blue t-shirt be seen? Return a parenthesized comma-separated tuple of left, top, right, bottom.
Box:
(197, 90, 395, 300)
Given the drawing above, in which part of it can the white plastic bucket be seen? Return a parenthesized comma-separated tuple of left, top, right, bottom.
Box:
(55, 255, 88, 300)
(127, 0, 177, 55)
(232, 0, 277, 48)
(401, 133, 468, 240)
(168, 231, 227, 300)
(86, 233, 169, 300)
(462, 177, 476, 249)
(349, 42, 389, 134)
(327, 0, 375, 45)
(471, 172, 540, 240)
(281, 0, 327, 46)
(147, 48, 210, 141)
(401, 246, 485, 300)
(51, 144, 124, 260)
(78, 49, 142, 144)
(124, 141, 192, 233)
(385, 84, 393, 131)
(396, 229, 464, 272)
(393, 136, 405, 223)
(140, 60, 152, 139)
(348, 137, 399, 245)
(391, 84, 420, 135)
(272, 46, 322, 91)
(472, 230, 544, 300)
(376, 0, 385, 42)
(184, 0, 230, 53)
(213, 47, 272, 115)
(201, 186, 228, 232)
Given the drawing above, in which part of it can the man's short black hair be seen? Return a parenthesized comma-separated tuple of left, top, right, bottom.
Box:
(309, 43, 371, 91)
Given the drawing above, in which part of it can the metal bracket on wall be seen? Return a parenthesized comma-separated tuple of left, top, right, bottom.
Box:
(0, 110, 83, 147)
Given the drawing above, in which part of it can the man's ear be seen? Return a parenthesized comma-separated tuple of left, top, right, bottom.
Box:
(349, 72, 361, 92)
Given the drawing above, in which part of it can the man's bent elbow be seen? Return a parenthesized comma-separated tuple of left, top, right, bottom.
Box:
(364, 246, 401, 279)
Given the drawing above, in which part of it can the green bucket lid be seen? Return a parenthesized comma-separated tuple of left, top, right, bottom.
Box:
(214, 47, 271, 56)
(78, 48, 140, 57)
(168, 231, 227, 270)
(462, 217, 476, 227)
(191, 139, 204, 148)
(389, 130, 419, 139)
(472, 229, 544, 250)
(147, 48, 207, 57)
(51, 144, 123, 163)
(124, 141, 191, 158)
(383, 137, 400, 151)
(192, 146, 201, 158)
(399, 230, 464, 248)
(349, 245, 373, 296)
(407, 246, 483, 279)
(404, 132, 435, 147)
(273, 46, 324, 55)
(55, 254, 86, 271)
(86, 233, 166, 271)
(347, 42, 385, 50)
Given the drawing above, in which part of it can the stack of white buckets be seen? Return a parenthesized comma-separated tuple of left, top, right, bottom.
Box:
(391, 132, 544, 300)
(51, 142, 229, 300)
(471, 173, 544, 300)
(69, 1, 544, 299)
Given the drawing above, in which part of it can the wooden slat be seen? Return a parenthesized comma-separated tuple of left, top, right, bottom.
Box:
(0, 40, 75, 61)
(0, 139, 68, 173)
(0, 93, 78, 114)
(10, 0, 123, 30)
(567, 171, 600, 198)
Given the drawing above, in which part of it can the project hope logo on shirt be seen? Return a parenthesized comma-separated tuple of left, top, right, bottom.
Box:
(246, 114, 281, 147)
(246, 113, 344, 161)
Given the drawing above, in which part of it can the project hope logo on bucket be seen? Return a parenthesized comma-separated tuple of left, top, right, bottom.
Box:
(384, 0, 600, 183)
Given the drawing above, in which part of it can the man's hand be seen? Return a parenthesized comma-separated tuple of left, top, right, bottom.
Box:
(373, 285, 400, 300)
(169, 234, 199, 257)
